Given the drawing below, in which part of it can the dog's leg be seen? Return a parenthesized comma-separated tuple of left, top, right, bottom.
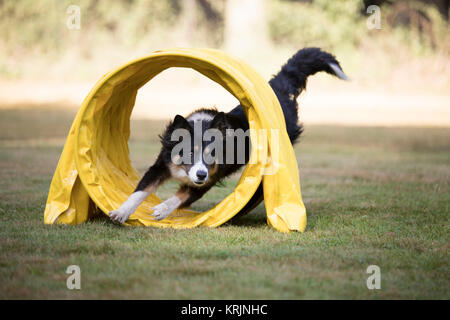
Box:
(109, 156, 169, 224)
(151, 184, 212, 220)
(151, 188, 190, 221)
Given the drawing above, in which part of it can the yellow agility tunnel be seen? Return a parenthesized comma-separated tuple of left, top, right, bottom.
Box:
(44, 48, 307, 233)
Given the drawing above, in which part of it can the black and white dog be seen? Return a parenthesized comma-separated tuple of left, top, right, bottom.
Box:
(109, 48, 348, 224)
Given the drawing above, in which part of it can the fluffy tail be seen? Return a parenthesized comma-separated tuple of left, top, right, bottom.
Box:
(267, 47, 347, 143)
(231, 48, 348, 220)
(269, 47, 348, 99)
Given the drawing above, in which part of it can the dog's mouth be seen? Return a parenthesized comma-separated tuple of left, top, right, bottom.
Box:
(192, 179, 207, 186)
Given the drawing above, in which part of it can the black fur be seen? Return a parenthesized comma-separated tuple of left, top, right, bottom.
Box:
(135, 47, 347, 218)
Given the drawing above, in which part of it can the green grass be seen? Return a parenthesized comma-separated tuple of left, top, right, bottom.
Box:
(0, 106, 449, 299)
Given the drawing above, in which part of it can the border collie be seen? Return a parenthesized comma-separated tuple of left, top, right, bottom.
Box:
(109, 47, 348, 224)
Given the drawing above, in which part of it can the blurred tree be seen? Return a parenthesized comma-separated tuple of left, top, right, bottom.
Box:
(174, 0, 225, 46)
(179, 0, 197, 46)
(362, 0, 449, 20)
(361, 0, 448, 49)
(284, 0, 449, 20)
(197, 0, 223, 23)
(196, 0, 225, 45)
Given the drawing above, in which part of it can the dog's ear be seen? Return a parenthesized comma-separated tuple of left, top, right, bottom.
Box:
(210, 112, 229, 132)
(171, 114, 191, 131)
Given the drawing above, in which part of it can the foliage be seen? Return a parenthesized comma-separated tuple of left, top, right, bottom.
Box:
(268, 0, 449, 54)
(0, 0, 447, 80)
(268, 0, 367, 51)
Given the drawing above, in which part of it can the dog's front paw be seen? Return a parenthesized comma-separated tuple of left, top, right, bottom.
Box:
(109, 209, 131, 224)
(151, 202, 174, 221)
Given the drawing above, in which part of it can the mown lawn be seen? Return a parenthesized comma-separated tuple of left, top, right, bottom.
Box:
(0, 106, 448, 299)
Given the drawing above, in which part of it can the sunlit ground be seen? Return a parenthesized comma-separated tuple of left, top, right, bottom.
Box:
(0, 105, 448, 299)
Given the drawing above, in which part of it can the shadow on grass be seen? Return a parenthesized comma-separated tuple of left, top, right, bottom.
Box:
(85, 204, 270, 229)
(225, 206, 268, 228)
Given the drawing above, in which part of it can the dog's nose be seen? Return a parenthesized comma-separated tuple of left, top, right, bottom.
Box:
(196, 170, 207, 180)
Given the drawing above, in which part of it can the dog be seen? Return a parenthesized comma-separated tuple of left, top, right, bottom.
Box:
(109, 47, 348, 224)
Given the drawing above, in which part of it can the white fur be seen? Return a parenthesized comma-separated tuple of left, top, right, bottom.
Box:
(152, 196, 182, 220)
(109, 191, 149, 224)
(328, 63, 349, 80)
(187, 112, 214, 122)
(170, 165, 190, 183)
(188, 159, 208, 184)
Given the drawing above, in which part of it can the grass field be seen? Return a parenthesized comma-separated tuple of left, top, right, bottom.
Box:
(0, 106, 449, 299)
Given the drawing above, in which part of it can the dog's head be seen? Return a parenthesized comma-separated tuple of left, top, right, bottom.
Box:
(161, 111, 232, 187)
